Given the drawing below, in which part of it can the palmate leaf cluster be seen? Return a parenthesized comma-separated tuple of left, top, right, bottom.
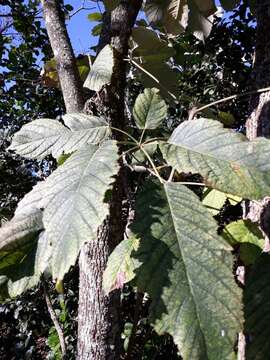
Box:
(3, 77, 270, 358)
(1, 1, 270, 358)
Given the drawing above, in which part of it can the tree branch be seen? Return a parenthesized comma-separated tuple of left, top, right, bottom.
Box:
(43, 282, 67, 359)
(41, 0, 85, 113)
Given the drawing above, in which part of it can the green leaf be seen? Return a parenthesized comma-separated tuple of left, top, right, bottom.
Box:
(163, 0, 189, 35)
(91, 23, 102, 37)
(202, 188, 227, 215)
(161, 118, 270, 199)
(132, 27, 175, 62)
(43, 141, 119, 280)
(0, 229, 51, 300)
(202, 189, 241, 215)
(84, 45, 114, 91)
(133, 88, 167, 130)
(137, 61, 179, 102)
(129, 182, 242, 359)
(222, 220, 264, 265)
(244, 254, 270, 359)
(144, 0, 167, 23)
(41, 56, 90, 88)
(87, 12, 102, 22)
(103, 236, 141, 294)
(132, 142, 158, 165)
(9, 114, 110, 160)
(187, 0, 215, 41)
(220, 0, 240, 10)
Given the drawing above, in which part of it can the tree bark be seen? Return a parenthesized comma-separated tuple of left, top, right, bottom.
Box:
(77, 1, 142, 359)
(245, 0, 270, 250)
(242, 1, 270, 359)
(41, 0, 142, 359)
(41, 0, 85, 113)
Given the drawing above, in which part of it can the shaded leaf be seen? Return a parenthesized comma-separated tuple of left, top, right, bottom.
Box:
(132, 27, 175, 62)
(103, 236, 140, 294)
(244, 254, 270, 359)
(161, 118, 270, 199)
(84, 45, 114, 91)
(137, 61, 179, 101)
(9, 114, 110, 159)
(133, 88, 167, 130)
(129, 182, 242, 359)
(222, 220, 264, 265)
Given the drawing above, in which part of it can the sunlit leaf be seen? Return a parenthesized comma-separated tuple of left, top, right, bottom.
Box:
(84, 45, 114, 91)
(161, 118, 270, 199)
(133, 88, 167, 130)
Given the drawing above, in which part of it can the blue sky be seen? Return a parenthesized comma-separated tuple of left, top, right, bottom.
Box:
(66, 1, 102, 55)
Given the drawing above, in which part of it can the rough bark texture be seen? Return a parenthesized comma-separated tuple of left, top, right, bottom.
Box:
(77, 1, 143, 359)
(41, 0, 85, 113)
(242, 1, 270, 358)
(246, 0, 270, 140)
(245, 0, 270, 250)
(41, 0, 142, 358)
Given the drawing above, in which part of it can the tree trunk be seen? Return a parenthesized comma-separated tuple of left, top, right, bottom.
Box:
(41, 0, 142, 358)
(242, 1, 270, 359)
(77, 1, 142, 359)
(245, 0, 270, 251)
(41, 0, 85, 113)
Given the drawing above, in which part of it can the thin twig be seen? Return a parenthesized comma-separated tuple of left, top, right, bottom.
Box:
(192, 86, 270, 119)
(43, 282, 67, 359)
(126, 292, 144, 359)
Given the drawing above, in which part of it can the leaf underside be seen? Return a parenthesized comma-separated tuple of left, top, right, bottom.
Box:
(9, 113, 110, 160)
(161, 118, 270, 199)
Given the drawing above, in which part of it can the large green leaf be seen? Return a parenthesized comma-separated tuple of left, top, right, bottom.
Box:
(0, 232, 51, 300)
(161, 118, 270, 199)
(132, 27, 175, 62)
(244, 254, 270, 359)
(123, 182, 242, 359)
(9, 114, 110, 160)
(103, 236, 141, 294)
(84, 45, 114, 91)
(42, 140, 119, 280)
(137, 61, 179, 101)
(0, 211, 52, 300)
(144, 0, 167, 23)
(187, 0, 215, 41)
(133, 88, 167, 130)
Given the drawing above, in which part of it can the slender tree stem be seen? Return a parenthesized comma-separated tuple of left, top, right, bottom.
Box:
(43, 282, 67, 359)
(193, 86, 270, 118)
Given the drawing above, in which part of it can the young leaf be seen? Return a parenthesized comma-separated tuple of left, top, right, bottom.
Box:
(222, 220, 264, 265)
(43, 140, 119, 280)
(9, 114, 110, 160)
(103, 236, 141, 294)
(84, 45, 114, 91)
(161, 118, 270, 199)
(244, 254, 270, 359)
(87, 12, 102, 22)
(133, 88, 167, 130)
(129, 181, 243, 359)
